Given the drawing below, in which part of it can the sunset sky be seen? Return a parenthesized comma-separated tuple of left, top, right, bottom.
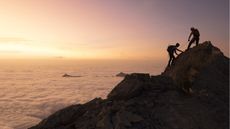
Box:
(0, 0, 228, 60)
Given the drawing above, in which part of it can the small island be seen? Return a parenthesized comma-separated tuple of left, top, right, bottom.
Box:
(116, 72, 128, 77)
(62, 74, 82, 78)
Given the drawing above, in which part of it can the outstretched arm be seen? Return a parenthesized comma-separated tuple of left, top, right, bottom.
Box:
(175, 51, 178, 55)
(188, 32, 192, 41)
(177, 49, 183, 53)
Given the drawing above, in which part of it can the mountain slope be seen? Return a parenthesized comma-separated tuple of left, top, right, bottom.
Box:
(29, 42, 229, 129)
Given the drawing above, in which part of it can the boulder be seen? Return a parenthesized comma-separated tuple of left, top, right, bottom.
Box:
(108, 73, 151, 100)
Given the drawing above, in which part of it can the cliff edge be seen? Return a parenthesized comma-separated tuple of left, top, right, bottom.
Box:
(29, 42, 229, 129)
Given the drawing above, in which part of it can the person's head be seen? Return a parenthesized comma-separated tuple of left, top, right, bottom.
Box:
(190, 27, 195, 31)
(176, 43, 180, 47)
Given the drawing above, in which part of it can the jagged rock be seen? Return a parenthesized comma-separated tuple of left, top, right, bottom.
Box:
(163, 41, 227, 90)
(30, 98, 103, 129)
(114, 109, 143, 127)
(96, 104, 143, 129)
(108, 73, 151, 100)
(96, 112, 113, 129)
(159, 42, 229, 129)
(29, 42, 229, 129)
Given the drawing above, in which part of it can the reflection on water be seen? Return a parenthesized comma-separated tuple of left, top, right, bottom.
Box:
(0, 59, 164, 129)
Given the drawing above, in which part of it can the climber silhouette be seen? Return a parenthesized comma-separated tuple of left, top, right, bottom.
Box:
(167, 43, 183, 67)
(187, 27, 200, 50)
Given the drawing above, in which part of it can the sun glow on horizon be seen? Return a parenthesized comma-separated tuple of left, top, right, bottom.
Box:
(0, 41, 163, 60)
(0, 0, 228, 59)
(0, 43, 68, 57)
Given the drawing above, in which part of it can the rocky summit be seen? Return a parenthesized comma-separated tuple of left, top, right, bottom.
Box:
(29, 42, 229, 129)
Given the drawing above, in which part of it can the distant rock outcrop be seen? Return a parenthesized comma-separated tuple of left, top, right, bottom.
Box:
(29, 42, 229, 129)
(62, 73, 82, 78)
(116, 72, 128, 77)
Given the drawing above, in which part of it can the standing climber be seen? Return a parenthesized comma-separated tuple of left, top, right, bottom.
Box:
(167, 43, 183, 67)
(187, 27, 200, 50)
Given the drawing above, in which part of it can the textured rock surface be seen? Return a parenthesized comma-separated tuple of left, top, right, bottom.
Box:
(108, 73, 151, 100)
(29, 42, 229, 129)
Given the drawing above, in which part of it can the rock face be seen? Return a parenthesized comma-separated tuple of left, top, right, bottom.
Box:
(108, 73, 151, 100)
(29, 42, 229, 129)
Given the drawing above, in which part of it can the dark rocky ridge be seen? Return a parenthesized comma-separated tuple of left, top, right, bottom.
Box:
(29, 42, 229, 129)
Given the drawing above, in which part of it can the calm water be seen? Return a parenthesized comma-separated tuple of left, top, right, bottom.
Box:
(0, 59, 165, 129)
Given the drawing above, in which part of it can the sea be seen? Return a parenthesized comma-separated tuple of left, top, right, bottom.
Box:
(0, 59, 165, 129)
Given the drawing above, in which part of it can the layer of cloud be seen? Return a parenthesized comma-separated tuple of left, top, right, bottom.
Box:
(0, 37, 30, 43)
(0, 50, 22, 53)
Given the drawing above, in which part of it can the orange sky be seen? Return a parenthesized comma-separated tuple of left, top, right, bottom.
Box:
(0, 0, 228, 60)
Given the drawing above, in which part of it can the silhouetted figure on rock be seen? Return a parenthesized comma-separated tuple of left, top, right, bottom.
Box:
(187, 27, 200, 50)
(167, 43, 183, 67)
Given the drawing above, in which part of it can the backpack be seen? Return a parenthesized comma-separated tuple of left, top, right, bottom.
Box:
(193, 29, 200, 37)
(167, 45, 174, 53)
